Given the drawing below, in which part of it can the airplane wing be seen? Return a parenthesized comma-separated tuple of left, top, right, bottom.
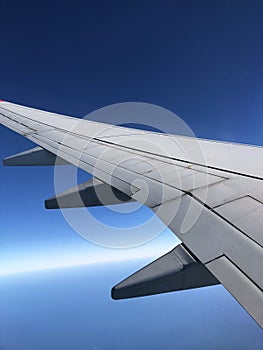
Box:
(0, 100, 262, 328)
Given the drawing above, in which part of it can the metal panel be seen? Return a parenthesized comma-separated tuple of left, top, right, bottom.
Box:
(107, 132, 263, 179)
(3, 101, 263, 179)
(193, 177, 263, 209)
(153, 195, 248, 263)
(225, 238, 263, 290)
(121, 159, 156, 174)
(39, 130, 69, 144)
(169, 172, 225, 191)
(132, 181, 181, 208)
(0, 115, 33, 134)
(147, 163, 193, 183)
(216, 196, 263, 247)
(98, 127, 145, 139)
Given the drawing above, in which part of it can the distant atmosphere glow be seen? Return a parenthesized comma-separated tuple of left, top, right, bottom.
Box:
(0, 250, 158, 277)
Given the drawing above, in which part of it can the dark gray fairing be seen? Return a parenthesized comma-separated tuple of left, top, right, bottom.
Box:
(3, 146, 70, 166)
(112, 244, 219, 299)
(45, 178, 133, 209)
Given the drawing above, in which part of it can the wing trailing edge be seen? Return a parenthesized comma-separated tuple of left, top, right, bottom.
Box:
(112, 244, 219, 300)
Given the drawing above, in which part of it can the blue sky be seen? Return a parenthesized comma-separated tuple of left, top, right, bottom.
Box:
(0, 1, 263, 349)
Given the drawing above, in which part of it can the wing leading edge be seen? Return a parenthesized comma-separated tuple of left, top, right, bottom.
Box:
(1, 100, 262, 329)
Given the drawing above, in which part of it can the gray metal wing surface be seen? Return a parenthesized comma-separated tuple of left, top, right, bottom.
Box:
(0, 101, 262, 328)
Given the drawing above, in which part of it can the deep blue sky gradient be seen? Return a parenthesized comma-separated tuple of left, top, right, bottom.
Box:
(0, 1, 263, 349)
